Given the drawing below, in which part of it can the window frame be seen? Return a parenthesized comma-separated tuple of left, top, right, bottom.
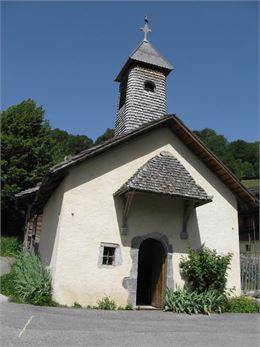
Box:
(98, 242, 122, 268)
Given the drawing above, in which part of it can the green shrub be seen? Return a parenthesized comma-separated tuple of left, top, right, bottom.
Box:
(73, 302, 82, 308)
(180, 246, 232, 294)
(97, 296, 117, 310)
(226, 296, 260, 313)
(164, 287, 228, 315)
(0, 251, 53, 306)
(125, 303, 134, 310)
(0, 237, 21, 256)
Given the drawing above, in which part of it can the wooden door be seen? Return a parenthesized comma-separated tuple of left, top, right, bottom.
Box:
(136, 239, 166, 308)
(151, 242, 166, 308)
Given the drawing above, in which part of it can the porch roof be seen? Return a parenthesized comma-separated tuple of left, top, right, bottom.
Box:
(114, 151, 212, 205)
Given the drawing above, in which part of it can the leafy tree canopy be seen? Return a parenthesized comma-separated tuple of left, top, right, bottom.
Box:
(94, 128, 115, 145)
(1, 100, 95, 235)
(50, 128, 93, 164)
(1, 99, 54, 234)
(194, 129, 259, 180)
(193, 128, 228, 158)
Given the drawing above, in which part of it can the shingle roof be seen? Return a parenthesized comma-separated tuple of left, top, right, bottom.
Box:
(16, 115, 258, 210)
(131, 41, 173, 70)
(115, 41, 173, 82)
(114, 151, 211, 204)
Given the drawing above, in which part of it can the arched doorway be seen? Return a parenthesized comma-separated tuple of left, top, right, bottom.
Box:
(136, 238, 166, 308)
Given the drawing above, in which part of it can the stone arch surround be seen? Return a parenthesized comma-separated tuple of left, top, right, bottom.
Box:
(122, 232, 174, 306)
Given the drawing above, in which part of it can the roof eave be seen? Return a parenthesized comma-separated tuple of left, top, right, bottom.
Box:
(114, 186, 212, 205)
(26, 114, 258, 211)
(166, 115, 258, 208)
(114, 58, 173, 82)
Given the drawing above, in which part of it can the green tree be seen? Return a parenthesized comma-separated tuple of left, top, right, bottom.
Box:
(50, 128, 93, 164)
(1, 99, 53, 235)
(94, 128, 114, 145)
(194, 128, 259, 180)
(228, 140, 259, 179)
(193, 128, 228, 158)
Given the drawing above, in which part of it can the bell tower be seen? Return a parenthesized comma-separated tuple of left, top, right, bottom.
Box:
(115, 17, 173, 136)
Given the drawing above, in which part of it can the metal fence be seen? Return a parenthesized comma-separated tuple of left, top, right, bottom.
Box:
(240, 254, 260, 292)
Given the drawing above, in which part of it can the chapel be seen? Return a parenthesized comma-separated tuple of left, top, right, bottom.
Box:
(16, 18, 258, 308)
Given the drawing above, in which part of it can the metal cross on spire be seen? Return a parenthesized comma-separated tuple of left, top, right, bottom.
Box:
(140, 16, 152, 42)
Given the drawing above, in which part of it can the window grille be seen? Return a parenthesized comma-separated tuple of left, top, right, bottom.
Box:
(102, 246, 116, 265)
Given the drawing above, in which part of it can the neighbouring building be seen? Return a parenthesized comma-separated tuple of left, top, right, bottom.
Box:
(239, 187, 259, 255)
(16, 19, 258, 308)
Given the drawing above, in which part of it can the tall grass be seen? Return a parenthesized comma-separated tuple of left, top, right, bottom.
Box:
(0, 251, 53, 305)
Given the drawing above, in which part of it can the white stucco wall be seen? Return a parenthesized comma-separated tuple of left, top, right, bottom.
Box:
(39, 179, 66, 274)
(39, 127, 240, 306)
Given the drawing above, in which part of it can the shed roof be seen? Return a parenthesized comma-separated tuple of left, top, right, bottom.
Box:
(115, 151, 212, 205)
(115, 41, 173, 82)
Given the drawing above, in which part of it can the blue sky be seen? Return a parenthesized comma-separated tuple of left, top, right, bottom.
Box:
(2, 1, 259, 142)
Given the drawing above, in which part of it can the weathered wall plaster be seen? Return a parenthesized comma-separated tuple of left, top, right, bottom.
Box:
(39, 127, 240, 307)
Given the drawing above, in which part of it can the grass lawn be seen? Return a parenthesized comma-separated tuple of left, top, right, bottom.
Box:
(241, 179, 260, 189)
(0, 237, 21, 257)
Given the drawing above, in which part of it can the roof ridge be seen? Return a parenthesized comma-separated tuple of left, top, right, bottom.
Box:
(115, 40, 173, 82)
(17, 114, 257, 209)
(50, 115, 172, 173)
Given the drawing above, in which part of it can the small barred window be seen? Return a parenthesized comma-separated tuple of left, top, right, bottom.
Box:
(144, 81, 155, 92)
(98, 242, 122, 267)
(102, 247, 116, 265)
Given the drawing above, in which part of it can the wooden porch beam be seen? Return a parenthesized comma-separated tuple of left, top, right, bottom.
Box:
(180, 200, 195, 240)
(121, 191, 134, 235)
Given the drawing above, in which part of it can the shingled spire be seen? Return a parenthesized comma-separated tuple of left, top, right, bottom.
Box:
(114, 18, 173, 136)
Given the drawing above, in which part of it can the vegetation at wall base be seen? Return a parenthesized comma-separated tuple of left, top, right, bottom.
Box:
(180, 246, 232, 294)
(164, 246, 235, 314)
(164, 288, 260, 314)
(226, 296, 260, 313)
(125, 303, 134, 310)
(97, 296, 117, 310)
(0, 251, 53, 306)
(164, 287, 228, 314)
(0, 237, 22, 256)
